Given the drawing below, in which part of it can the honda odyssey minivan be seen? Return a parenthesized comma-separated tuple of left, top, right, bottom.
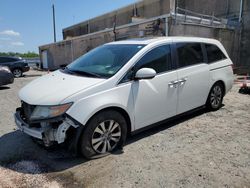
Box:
(15, 37, 234, 158)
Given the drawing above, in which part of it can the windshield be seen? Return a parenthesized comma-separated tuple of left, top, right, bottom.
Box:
(66, 44, 145, 78)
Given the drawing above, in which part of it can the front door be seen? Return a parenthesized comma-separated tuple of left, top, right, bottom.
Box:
(132, 44, 178, 130)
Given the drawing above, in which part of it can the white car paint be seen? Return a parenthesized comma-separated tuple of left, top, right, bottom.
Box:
(16, 37, 234, 144)
(176, 63, 210, 114)
(19, 70, 105, 105)
(131, 70, 178, 129)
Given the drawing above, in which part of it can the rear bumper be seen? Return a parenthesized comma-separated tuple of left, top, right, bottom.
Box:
(0, 73, 14, 86)
(22, 66, 30, 72)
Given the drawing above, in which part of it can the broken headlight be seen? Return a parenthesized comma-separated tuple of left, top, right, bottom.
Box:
(30, 103, 73, 121)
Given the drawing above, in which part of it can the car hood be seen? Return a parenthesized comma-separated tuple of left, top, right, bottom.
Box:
(19, 70, 105, 105)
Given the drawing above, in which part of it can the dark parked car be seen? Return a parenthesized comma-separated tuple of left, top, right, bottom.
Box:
(0, 66, 14, 86)
(0, 56, 30, 77)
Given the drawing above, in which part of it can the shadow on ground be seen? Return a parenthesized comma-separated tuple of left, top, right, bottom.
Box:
(0, 131, 85, 174)
(0, 86, 10, 90)
(0, 108, 207, 174)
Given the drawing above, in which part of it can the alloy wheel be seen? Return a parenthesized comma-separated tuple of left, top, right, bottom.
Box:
(91, 120, 121, 154)
(210, 85, 222, 108)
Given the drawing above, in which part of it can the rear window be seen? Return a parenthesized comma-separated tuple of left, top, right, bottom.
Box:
(0, 57, 8, 63)
(176, 42, 204, 68)
(0, 57, 17, 63)
(6, 57, 17, 62)
(205, 44, 227, 63)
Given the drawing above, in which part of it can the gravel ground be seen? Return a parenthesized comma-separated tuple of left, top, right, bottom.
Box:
(0, 70, 249, 188)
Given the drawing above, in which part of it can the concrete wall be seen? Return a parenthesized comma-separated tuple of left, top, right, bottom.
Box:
(62, 0, 171, 39)
(238, 0, 250, 72)
(40, 18, 167, 69)
(169, 20, 238, 63)
(177, 0, 241, 17)
(40, 0, 250, 73)
(176, 0, 250, 72)
(63, 0, 243, 40)
(40, 15, 237, 70)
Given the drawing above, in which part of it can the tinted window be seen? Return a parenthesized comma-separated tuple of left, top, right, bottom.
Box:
(6, 57, 17, 62)
(206, 44, 227, 63)
(120, 68, 135, 83)
(177, 43, 203, 68)
(135, 45, 172, 74)
(0, 57, 8, 63)
(0, 57, 17, 63)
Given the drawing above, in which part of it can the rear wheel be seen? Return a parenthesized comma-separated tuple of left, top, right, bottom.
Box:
(12, 68, 22, 78)
(206, 82, 224, 111)
(80, 110, 127, 159)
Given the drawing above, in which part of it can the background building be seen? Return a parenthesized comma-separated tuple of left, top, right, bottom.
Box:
(39, 0, 249, 74)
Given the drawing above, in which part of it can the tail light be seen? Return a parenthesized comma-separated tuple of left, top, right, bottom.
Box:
(0, 66, 11, 73)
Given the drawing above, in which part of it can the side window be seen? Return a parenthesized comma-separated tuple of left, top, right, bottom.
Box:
(176, 42, 203, 68)
(205, 44, 227, 63)
(135, 45, 172, 73)
(1, 57, 16, 62)
(119, 45, 172, 84)
(5, 58, 14, 62)
(120, 68, 135, 83)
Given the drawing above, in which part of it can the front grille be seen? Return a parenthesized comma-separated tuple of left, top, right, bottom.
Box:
(20, 101, 36, 123)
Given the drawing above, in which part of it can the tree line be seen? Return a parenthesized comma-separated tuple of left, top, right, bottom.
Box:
(0, 51, 39, 58)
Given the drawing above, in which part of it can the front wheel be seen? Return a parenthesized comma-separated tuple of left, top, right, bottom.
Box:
(79, 110, 127, 159)
(206, 82, 224, 111)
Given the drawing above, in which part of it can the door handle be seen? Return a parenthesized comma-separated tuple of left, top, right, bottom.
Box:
(178, 78, 187, 85)
(168, 81, 179, 88)
(168, 82, 174, 88)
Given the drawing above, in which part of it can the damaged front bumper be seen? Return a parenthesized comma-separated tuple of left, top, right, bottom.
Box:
(14, 110, 79, 146)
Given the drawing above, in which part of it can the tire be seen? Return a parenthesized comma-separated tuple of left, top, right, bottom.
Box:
(79, 110, 127, 159)
(12, 68, 23, 78)
(206, 82, 224, 111)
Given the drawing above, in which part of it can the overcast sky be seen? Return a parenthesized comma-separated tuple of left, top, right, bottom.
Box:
(0, 0, 136, 53)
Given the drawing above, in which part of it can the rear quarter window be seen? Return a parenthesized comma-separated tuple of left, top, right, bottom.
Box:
(205, 44, 227, 63)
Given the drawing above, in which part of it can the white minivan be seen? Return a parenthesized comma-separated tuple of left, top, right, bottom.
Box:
(15, 37, 234, 158)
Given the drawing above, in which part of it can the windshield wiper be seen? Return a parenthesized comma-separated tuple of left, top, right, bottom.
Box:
(64, 67, 102, 78)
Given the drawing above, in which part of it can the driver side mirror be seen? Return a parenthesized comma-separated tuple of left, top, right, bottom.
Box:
(135, 68, 156, 80)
